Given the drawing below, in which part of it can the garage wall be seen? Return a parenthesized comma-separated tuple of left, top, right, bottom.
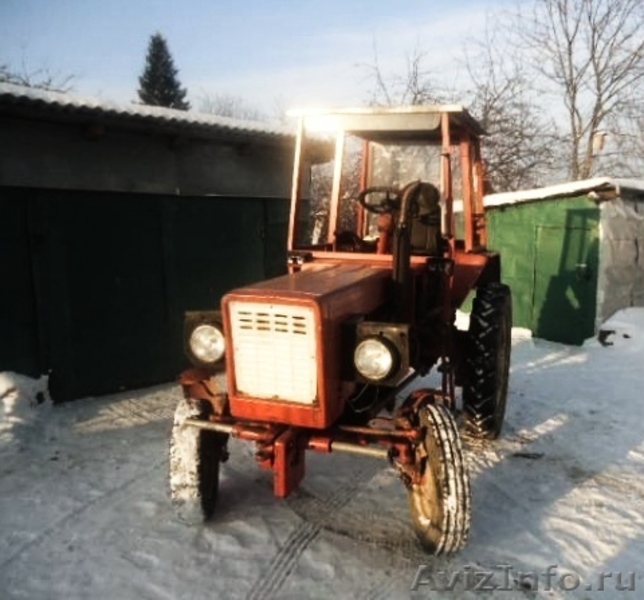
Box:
(0, 116, 294, 198)
(0, 187, 289, 401)
(597, 197, 644, 326)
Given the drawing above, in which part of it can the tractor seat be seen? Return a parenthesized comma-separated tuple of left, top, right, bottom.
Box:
(408, 181, 442, 255)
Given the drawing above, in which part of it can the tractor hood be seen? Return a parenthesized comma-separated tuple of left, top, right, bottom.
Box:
(220, 262, 393, 428)
(223, 262, 393, 316)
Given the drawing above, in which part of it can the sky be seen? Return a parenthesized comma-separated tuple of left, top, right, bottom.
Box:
(0, 0, 516, 116)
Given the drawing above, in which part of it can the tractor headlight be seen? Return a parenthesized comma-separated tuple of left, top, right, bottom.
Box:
(189, 324, 225, 364)
(354, 337, 398, 381)
(184, 310, 226, 368)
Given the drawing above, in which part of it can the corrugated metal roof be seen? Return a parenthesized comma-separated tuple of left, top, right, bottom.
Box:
(484, 177, 644, 208)
(0, 82, 294, 144)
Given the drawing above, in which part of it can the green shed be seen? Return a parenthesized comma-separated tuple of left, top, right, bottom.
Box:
(483, 178, 644, 345)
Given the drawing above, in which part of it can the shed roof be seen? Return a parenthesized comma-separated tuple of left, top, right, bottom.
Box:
(0, 82, 294, 145)
(485, 177, 644, 208)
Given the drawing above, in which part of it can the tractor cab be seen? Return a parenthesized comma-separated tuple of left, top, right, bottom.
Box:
(289, 105, 488, 262)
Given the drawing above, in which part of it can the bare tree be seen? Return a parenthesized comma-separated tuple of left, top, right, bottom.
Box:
(198, 92, 265, 120)
(593, 93, 644, 176)
(271, 96, 290, 125)
(362, 0, 644, 187)
(364, 39, 554, 192)
(466, 26, 558, 191)
(363, 44, 453, 107)
(519, 0, 644, 180)
(0, 62, 74, 92)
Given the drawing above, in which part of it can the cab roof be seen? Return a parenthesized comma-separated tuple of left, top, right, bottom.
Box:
(290, 105, 486, 139)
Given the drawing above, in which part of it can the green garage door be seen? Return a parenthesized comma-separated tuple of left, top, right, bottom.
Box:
(0, 188, 289, 401)
(532, 225, 598, 345)
(0, 192, 40, 376)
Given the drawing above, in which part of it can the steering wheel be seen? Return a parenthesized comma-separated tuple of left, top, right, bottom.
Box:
(357, 186, 402, 214)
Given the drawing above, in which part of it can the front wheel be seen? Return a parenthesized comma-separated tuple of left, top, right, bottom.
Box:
(408, 403, 471, 554)
(169, 398, 228, 524)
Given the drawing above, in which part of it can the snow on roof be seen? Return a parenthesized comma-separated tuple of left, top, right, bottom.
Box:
(0, 82, 294, 143)
(484, 177, 644, 208)
(291, 104, 486, 137)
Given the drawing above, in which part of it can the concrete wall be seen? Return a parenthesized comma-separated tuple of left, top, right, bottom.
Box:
(0, 115, 293, 197)
(597, 197, 644, 326)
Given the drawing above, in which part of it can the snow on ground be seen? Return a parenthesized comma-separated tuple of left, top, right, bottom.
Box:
(0, 371, 51, 438)
(1, 309, 644, 599)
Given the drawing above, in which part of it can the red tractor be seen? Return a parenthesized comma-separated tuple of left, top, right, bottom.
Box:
(170, 105, 512, 554)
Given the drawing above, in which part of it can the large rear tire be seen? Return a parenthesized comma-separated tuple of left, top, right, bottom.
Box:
(408, 403, 471, 554)
(169, 398, 228, 524)
(463, 283, 512, 439)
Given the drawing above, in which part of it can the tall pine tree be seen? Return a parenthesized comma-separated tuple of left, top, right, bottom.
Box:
(137, 33, 190, 110)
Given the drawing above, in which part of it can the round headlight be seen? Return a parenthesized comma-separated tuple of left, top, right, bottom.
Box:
(189, 324, 225, 364)
(354, 337, 396, 381)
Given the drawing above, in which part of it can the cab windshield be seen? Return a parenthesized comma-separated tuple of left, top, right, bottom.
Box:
(294, 132, 445, 248)
(289, 107, 486, 254)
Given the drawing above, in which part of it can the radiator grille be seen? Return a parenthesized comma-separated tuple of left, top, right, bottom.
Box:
(228, 301, 317, 404)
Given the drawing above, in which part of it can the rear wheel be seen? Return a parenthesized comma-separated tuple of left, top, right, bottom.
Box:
(463, 283, 512, 439)
(408, 403, 471, 554)
(169, 398, 228, 524)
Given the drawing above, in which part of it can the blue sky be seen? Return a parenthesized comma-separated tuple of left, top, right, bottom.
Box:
(0, 0, 514, 114)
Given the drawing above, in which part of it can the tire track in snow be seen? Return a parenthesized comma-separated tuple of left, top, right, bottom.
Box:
(246, 521, 320, 600)
(286, 467, 430, 564)
(356, 580, 397, 600)
(317, 510, 425, 562)
(103, 397, 176, 424)
(245, 464, 380, 600)
(246, 433, 542, 600)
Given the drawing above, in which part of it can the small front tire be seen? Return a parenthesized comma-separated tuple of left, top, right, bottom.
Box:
(169, 398, 228, 524)
(408, 403, 471, 554)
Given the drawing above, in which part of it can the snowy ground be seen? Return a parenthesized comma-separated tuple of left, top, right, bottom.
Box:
(1, 309, 644, 599)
